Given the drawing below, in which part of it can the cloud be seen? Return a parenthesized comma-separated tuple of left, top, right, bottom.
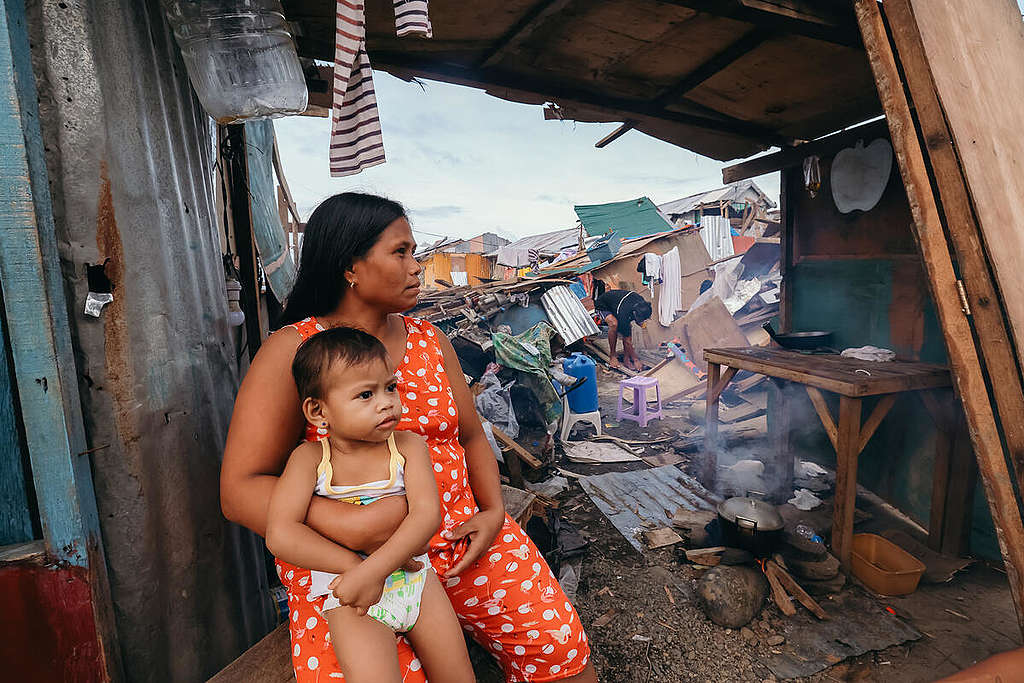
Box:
(410, 204, 464, 219)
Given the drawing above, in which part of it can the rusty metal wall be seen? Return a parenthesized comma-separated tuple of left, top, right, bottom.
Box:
(27, 0, 275, 680)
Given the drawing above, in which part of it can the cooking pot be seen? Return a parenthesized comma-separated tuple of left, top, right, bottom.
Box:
(717, 496, 785, 556)
(762, 322, 833, 351)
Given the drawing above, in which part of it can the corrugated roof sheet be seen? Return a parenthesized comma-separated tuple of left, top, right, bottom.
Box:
(495, 227, 580, 255)
(540, 286, 599, 345)
(658, 180, 776, 217)
(577, 465, 722, 552)
(574, 196, 673, 239)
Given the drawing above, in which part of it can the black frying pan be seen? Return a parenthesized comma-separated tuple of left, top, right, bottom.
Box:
(762, 322, 833, 350)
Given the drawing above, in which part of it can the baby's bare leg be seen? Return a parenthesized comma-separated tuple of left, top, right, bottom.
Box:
(406, 572, 475, 683)
(325, 606, 402, 683)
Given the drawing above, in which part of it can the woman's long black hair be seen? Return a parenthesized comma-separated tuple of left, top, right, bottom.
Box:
(278, 192, 407, 326)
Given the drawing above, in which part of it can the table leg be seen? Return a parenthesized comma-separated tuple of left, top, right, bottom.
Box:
(703, 362, 722, 488)
(832, 395, 862, 571)
(941, 408, 977, 556)
(769, 380, 796, 503)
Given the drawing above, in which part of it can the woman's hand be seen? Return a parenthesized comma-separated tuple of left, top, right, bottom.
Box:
(328, 563, 387, 617)
(443, 507, 506, 578)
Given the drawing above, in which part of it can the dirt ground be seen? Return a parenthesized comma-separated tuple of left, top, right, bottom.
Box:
(484, 366, 1022, 682)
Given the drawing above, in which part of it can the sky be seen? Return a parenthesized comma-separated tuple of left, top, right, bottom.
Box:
(274, 71, 780, 246)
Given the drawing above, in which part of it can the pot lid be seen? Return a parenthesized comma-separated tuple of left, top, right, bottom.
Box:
(717, 497, 784, 531)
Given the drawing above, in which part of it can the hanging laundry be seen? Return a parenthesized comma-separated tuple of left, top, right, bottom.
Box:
(637, 252, 663, 296)
(578, 273, 594, 297)
(657, 246, 682, 327)
(330, 1, 432, 177)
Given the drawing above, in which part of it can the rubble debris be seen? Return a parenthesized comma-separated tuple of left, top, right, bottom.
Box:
(644, 527, 684, 549)
(564, 441, 641, 464)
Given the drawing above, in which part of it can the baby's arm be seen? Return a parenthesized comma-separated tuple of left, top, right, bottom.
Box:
(328, 433, 440, 612)
(265, 442, 363, 574)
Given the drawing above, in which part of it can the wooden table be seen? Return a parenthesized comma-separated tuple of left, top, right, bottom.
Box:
(703, 347, 974, 569)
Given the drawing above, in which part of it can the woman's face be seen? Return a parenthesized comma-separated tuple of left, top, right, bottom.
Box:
(347, 217, 422, 312)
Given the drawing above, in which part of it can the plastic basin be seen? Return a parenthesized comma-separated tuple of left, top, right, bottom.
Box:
(851, 533, 925, 596)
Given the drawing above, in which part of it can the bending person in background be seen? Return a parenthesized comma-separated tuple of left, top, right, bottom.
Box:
(221, 192, 596, 683)
(594, 288, 653, 371)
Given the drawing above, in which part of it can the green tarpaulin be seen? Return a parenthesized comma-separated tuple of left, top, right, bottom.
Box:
(574, 196, 673, 239)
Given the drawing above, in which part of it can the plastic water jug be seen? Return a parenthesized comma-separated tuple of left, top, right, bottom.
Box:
(562, 353, 599, 414)
(161, 0, 308, 123)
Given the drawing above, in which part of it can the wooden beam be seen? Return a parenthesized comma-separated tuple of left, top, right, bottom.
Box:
(661, 0, 862, 47)
(371, 51, 785, 145)
(595, 120, 635, 149)
(855, 0, 1024, 635)
(491, 425, 542, 469)
(223, 123, 265, 360)
(480, 0, 574, 69)
(722, 118, 889, 183)
(805, 386, 838, 451)
(832, 395, 862, 570)
(884, 0, 1024, 508)
(766, 560, 829, 620)
(856, 393, 897, 455)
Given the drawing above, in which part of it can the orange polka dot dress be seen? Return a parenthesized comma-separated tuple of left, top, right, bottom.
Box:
(275, 316, 591, 682)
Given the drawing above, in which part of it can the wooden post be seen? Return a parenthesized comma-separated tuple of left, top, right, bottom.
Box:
(855, 0, 1024, 634)
(703, 361, 722, 488)
(223, 123, 265, 360)
(832, 396, 862, 570)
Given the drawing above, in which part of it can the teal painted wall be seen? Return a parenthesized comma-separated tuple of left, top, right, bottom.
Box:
(783, 158, 999, 559)
(0, 308, 36, 544)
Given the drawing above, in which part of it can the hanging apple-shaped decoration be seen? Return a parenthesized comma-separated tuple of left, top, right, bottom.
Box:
(830, 138, 893, 213)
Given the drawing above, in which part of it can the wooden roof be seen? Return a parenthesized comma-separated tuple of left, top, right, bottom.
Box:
(287, 0, 882, 161)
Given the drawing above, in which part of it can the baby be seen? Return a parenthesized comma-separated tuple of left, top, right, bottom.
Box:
(266, 326, 473, 683)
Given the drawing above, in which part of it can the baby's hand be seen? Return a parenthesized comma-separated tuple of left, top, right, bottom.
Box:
(328, 564, 386, 616)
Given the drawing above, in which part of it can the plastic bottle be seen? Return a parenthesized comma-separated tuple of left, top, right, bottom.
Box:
(161, 0, 308, 123)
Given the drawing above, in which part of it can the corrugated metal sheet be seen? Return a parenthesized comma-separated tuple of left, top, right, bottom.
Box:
(28, 0, 274, 680)
(657, 179, 777, 217)
(540, 286, 598, 345)
(574, 196, 673, 239)
(493, 227, 579, 260)
(577, 465, 721, 552)
(700, 215, 735, 261)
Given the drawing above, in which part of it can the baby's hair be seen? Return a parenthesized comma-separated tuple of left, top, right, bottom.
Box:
(292, 326, 390, 400)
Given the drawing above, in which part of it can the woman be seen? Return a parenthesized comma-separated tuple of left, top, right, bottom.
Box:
(221, 193, 596, 682)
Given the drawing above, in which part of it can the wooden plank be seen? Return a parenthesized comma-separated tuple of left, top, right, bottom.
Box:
(883, 0, 1024, 509)
(928, 405, 952, 552)
(491, 425, 542, 469)
(831, 396, 862, 570)
(805, 386, 838, 451)
(854, 0, 1024, 634)
(207, 623, 294, 683)
(901, 0, 1024, 388)
(708, 366, 739, 404)
(661, 0, 861, 46)
(682, 297, 749, 372)
(703, 362, 722, 487)
(856, 393, 898, 455)
(766, 561, 829, 620)
(722, 119, 890, 183)
(501, 485, 538, 528)
(480, 0, 575, 69)
(769, 380, 796, 501)
(764, 563, 797, 615)
(704, 347, 951, 397)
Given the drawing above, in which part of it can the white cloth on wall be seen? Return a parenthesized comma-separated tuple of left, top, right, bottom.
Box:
(450, 271, 468, 286)
(643, 252, 662, 280)
(658, 246, 682, 327)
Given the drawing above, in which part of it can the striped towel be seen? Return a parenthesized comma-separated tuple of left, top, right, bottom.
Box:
(330, 1, 432, 177)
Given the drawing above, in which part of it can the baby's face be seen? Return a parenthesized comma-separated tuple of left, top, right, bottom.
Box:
(319, 358, 402, 442)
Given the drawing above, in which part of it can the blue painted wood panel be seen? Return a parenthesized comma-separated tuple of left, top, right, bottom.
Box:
(0, 312, 34, 545)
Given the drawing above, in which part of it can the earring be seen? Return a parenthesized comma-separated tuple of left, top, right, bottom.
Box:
(316, 420, 329, 438)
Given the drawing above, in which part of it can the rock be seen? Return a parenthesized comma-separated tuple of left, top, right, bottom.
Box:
(800, 571, 847, 597)
(786, 553, 841, 580)
(740, 627, 756, 641)
(719, 547, 755, 565)
(766, 634, 785, 646)
(696, 565, 769, 628)
(781, 529, 829, 561)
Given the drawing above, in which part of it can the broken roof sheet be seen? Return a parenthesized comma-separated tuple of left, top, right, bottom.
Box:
(658, 180, 777, 217)
(491, 227, 580, 260)
(285, 1, 881, 163)
(574, 197, 673, 239)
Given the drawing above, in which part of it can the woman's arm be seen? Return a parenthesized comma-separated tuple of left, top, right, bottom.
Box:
(435, 331, 506, 577)
(220, 328, 406, 549)
(265, 443, 362, 573)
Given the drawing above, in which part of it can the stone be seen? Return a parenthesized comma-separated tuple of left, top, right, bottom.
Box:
(740, 627, 756, 641)
(766, 634, 785, 646)
(696, 565, 769, 628)
(786, 553, 841, 581)
(800, 571, 847, 597)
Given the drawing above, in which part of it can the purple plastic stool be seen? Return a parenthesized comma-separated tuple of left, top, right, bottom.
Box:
(616, 376, 663, 427)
